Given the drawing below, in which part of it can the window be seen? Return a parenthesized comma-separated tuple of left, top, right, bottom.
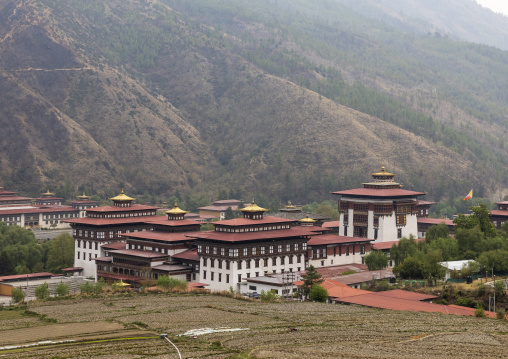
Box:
(220, 247, 225, 256)
(249, 285, 257, 290)
(272, 257, 277, 266)
(213, 247, 217, 255)
(205, 246, 210, 254)
(397, 228, 402, 239)
(255, 259, 260, 268)
(294, 243, 299, 251)
(346, 246, 350, 256)
(218, 260, 223, 269)
(243, 248, 248, 256)
(238, 274, 242, 283)
(226, 274, 230, 283)
(88, 241, 92, 249)
(302, 243, 307, 250)
(286, 244, 291, 252)
(95, 242, 98, 250)
(297, 254, 302, 263)
(198, 245, 202, 253)
(361, 245, 365, 254)
(264, 258, 269, 266)
(203, 271, 207, 279)
(278, 245, 282, 253)
(210, 259, 215, 268)
(269, 246, 274, 254)
(77, 252, 80, 259)
(246, 260, 251, 269)
(77, 240, 80, 248)
(218, 273, 222, 282)
(281, 257, 285, 265)
(260, 246, 265, 254)
(252, 247, 257, 255)
(289, 255, 293, 264)
(203, 258, 207, 267)
(237, 260, 242, 270)
(226, 261, 230, 270)
(211, 272, 214, 281)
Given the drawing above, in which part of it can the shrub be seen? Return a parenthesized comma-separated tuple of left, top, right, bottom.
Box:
(80, 281, 95, 295)
(11, 287, 25, 304)
(155, 276, 187, 291)
(456, 297, 478, 308)
(494, 280, 505, 298)
(56, 282, 70, 297)
(95, 277, 108, 293)
(496, 308, 506, 320)
(477, 283, 486, 296)
(35, 283, 50, 300)
(309, 284, 328, 302)
(260, 290, 278, 302)
(475, 304, 486, 318)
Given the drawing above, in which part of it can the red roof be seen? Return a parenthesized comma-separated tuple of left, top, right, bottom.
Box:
(417, 200, 437, 206)
(372, 241, 399, 250)
(334, 293, 477, 316)
(0, 190, 17, 196)
(35, 197, 62, 201)
(172, 249, 199, 261)
(0, 272, 54, 282)
(146, 219, 201, 227)
(309, 264, 367, 278)
(198, 205, 239, 212)
(64, 215, 161, 226)
(98, 273, 141, 282)
(489, 210, 508, 217)
(376, 289, 438, 301)
(0, 206, 77, 215)
(151, 264, 191, 272)
(322, 221, 340, 228)
(86, 204, 159, 213)
(109, 249, 169, 259)
(214, 216, 295, 226)
(95, 256, 113, 262)
(307, 234, 372, 246)
(332, 188, 425, 198)
(187, 282, 210, 288)
(70, 200, 99, 204)
(417, 218, 455, 225)
(121, 231, 191, 243)
(61, 267, 84, 272)
(102, 242, 127, 250)
(0, 195, 32, 201)
(188, 227, 314, 243)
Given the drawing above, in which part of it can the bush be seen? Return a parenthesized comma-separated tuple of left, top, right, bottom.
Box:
(494, 280, 505, 298)
(309, 284, 328, 302)
(11, 287, 25, 304)
(475, 304, 486, 318)
(496, 308, 506, 320)
(477, 283, 486, 296)
(56, 282, 70, 297)
(260, 290, 278, 302)
(456, 297, 478, 308)
(80, 281, 95, 295)
(34, 283, 49, 300)
(155, 276, 187, 291)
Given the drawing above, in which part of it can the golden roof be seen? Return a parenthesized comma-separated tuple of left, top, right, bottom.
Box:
(109, 189, 136, 201)
(299, 215, 317, 223)
(285, 201, 297, 208)
(77, 192, 90, 200)
(42, 189, 56, 196)
(240, 200, 268, 213)
(165, 202, 189, 215)
(371, 164, 395, 177)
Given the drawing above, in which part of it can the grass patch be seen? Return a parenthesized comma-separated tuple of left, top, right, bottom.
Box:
(0, 310, 24, 320)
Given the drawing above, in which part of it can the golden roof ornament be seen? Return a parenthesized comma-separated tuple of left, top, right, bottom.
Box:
(165, 202, 189, 215)
(240, 199, 268, 213)
(109, 189, 136, 201)
(299, 214, 317, 223)
(371, 163, 395, 177)
(42, 189, 56, 196)
(77, 192, 90, 200)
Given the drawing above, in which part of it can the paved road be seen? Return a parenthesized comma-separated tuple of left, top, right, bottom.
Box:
(33, 229, 72, 240)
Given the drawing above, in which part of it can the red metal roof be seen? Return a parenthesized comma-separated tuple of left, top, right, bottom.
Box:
(188, 227, 314, 243)
(121, 231, 191, 243)
(61, 267, 84, 272)
(417, 200, 437, 206)
(417, 218, 455, 225)
(172, 249, 199, 261)
(64, 215, 161, 226)
(322, 221, 340, 228)
(334, 293, 477, 316)
(102, 242, 127, 250)
(187, 282, 210, 288)
(0, 206, 77, 215)
(145, 219, 201, 227)
(307, 234, 372, 246)
(86, 204, 159, 213)
(0, 272, 54, 282)
(214, 216, 295, 226)
(376, 289, 438, 301)
(198, 205, 239, 212)
(489, 210, 508, 217)
(109, 249, 169, 259)
(332, 188, 425, 198)
(0, 190, 17, 196)
(0, 195, 32, 201)
(372, 240, 400, 250)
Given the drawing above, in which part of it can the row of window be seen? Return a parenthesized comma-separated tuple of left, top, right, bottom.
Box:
(88, 211, 155, 218)
(202, 267, 301, 283)
(77, 240, 99, 250)
(311, 245, 365, 258)
(0, 216, 21, 222)
(202, 254, 304, 269)
(73, 228, 146, 239)
(215, 224, 291, 233)
(198, 243, 307, 257)
(43, 213, 77, 219)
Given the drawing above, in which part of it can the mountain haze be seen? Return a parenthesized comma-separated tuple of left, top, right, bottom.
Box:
(0, 0, 507, 204)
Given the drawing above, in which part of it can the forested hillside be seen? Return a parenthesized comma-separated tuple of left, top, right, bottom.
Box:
(0, 0, 507, 205)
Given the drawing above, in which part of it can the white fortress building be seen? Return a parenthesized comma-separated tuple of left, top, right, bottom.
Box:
(333, 165, 425, 242)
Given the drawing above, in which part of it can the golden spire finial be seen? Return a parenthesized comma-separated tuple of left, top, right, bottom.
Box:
(381, 163, 385, 172)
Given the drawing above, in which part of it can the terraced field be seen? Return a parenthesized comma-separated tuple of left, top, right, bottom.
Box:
(0, 293, 507, 358)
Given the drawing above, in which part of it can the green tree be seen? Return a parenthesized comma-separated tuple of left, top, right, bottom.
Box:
(364, 251, 388, 271)
(423, 249, 446, 285)
(299, 265, 323, 299)
(399, 257, 424, 279)
(11, 287, 25, 304)
(46, 233, 74, 273)
(224, 206, 236, 219)
(309, 284, 328, 302)
(35, 282, 50, 300)
(494, 280, 505, 298)
(260, 289, 278, 302)
(425, 223, 450, 243)
(454, 204, 496, 237)
(80, 281, 95, 295)
(56, 282, 70, 297)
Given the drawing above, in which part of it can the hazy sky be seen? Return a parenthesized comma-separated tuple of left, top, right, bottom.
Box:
(476, 0, 508, 16)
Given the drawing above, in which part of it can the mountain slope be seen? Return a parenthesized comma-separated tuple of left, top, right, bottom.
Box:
(0, 0, 506, 203)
